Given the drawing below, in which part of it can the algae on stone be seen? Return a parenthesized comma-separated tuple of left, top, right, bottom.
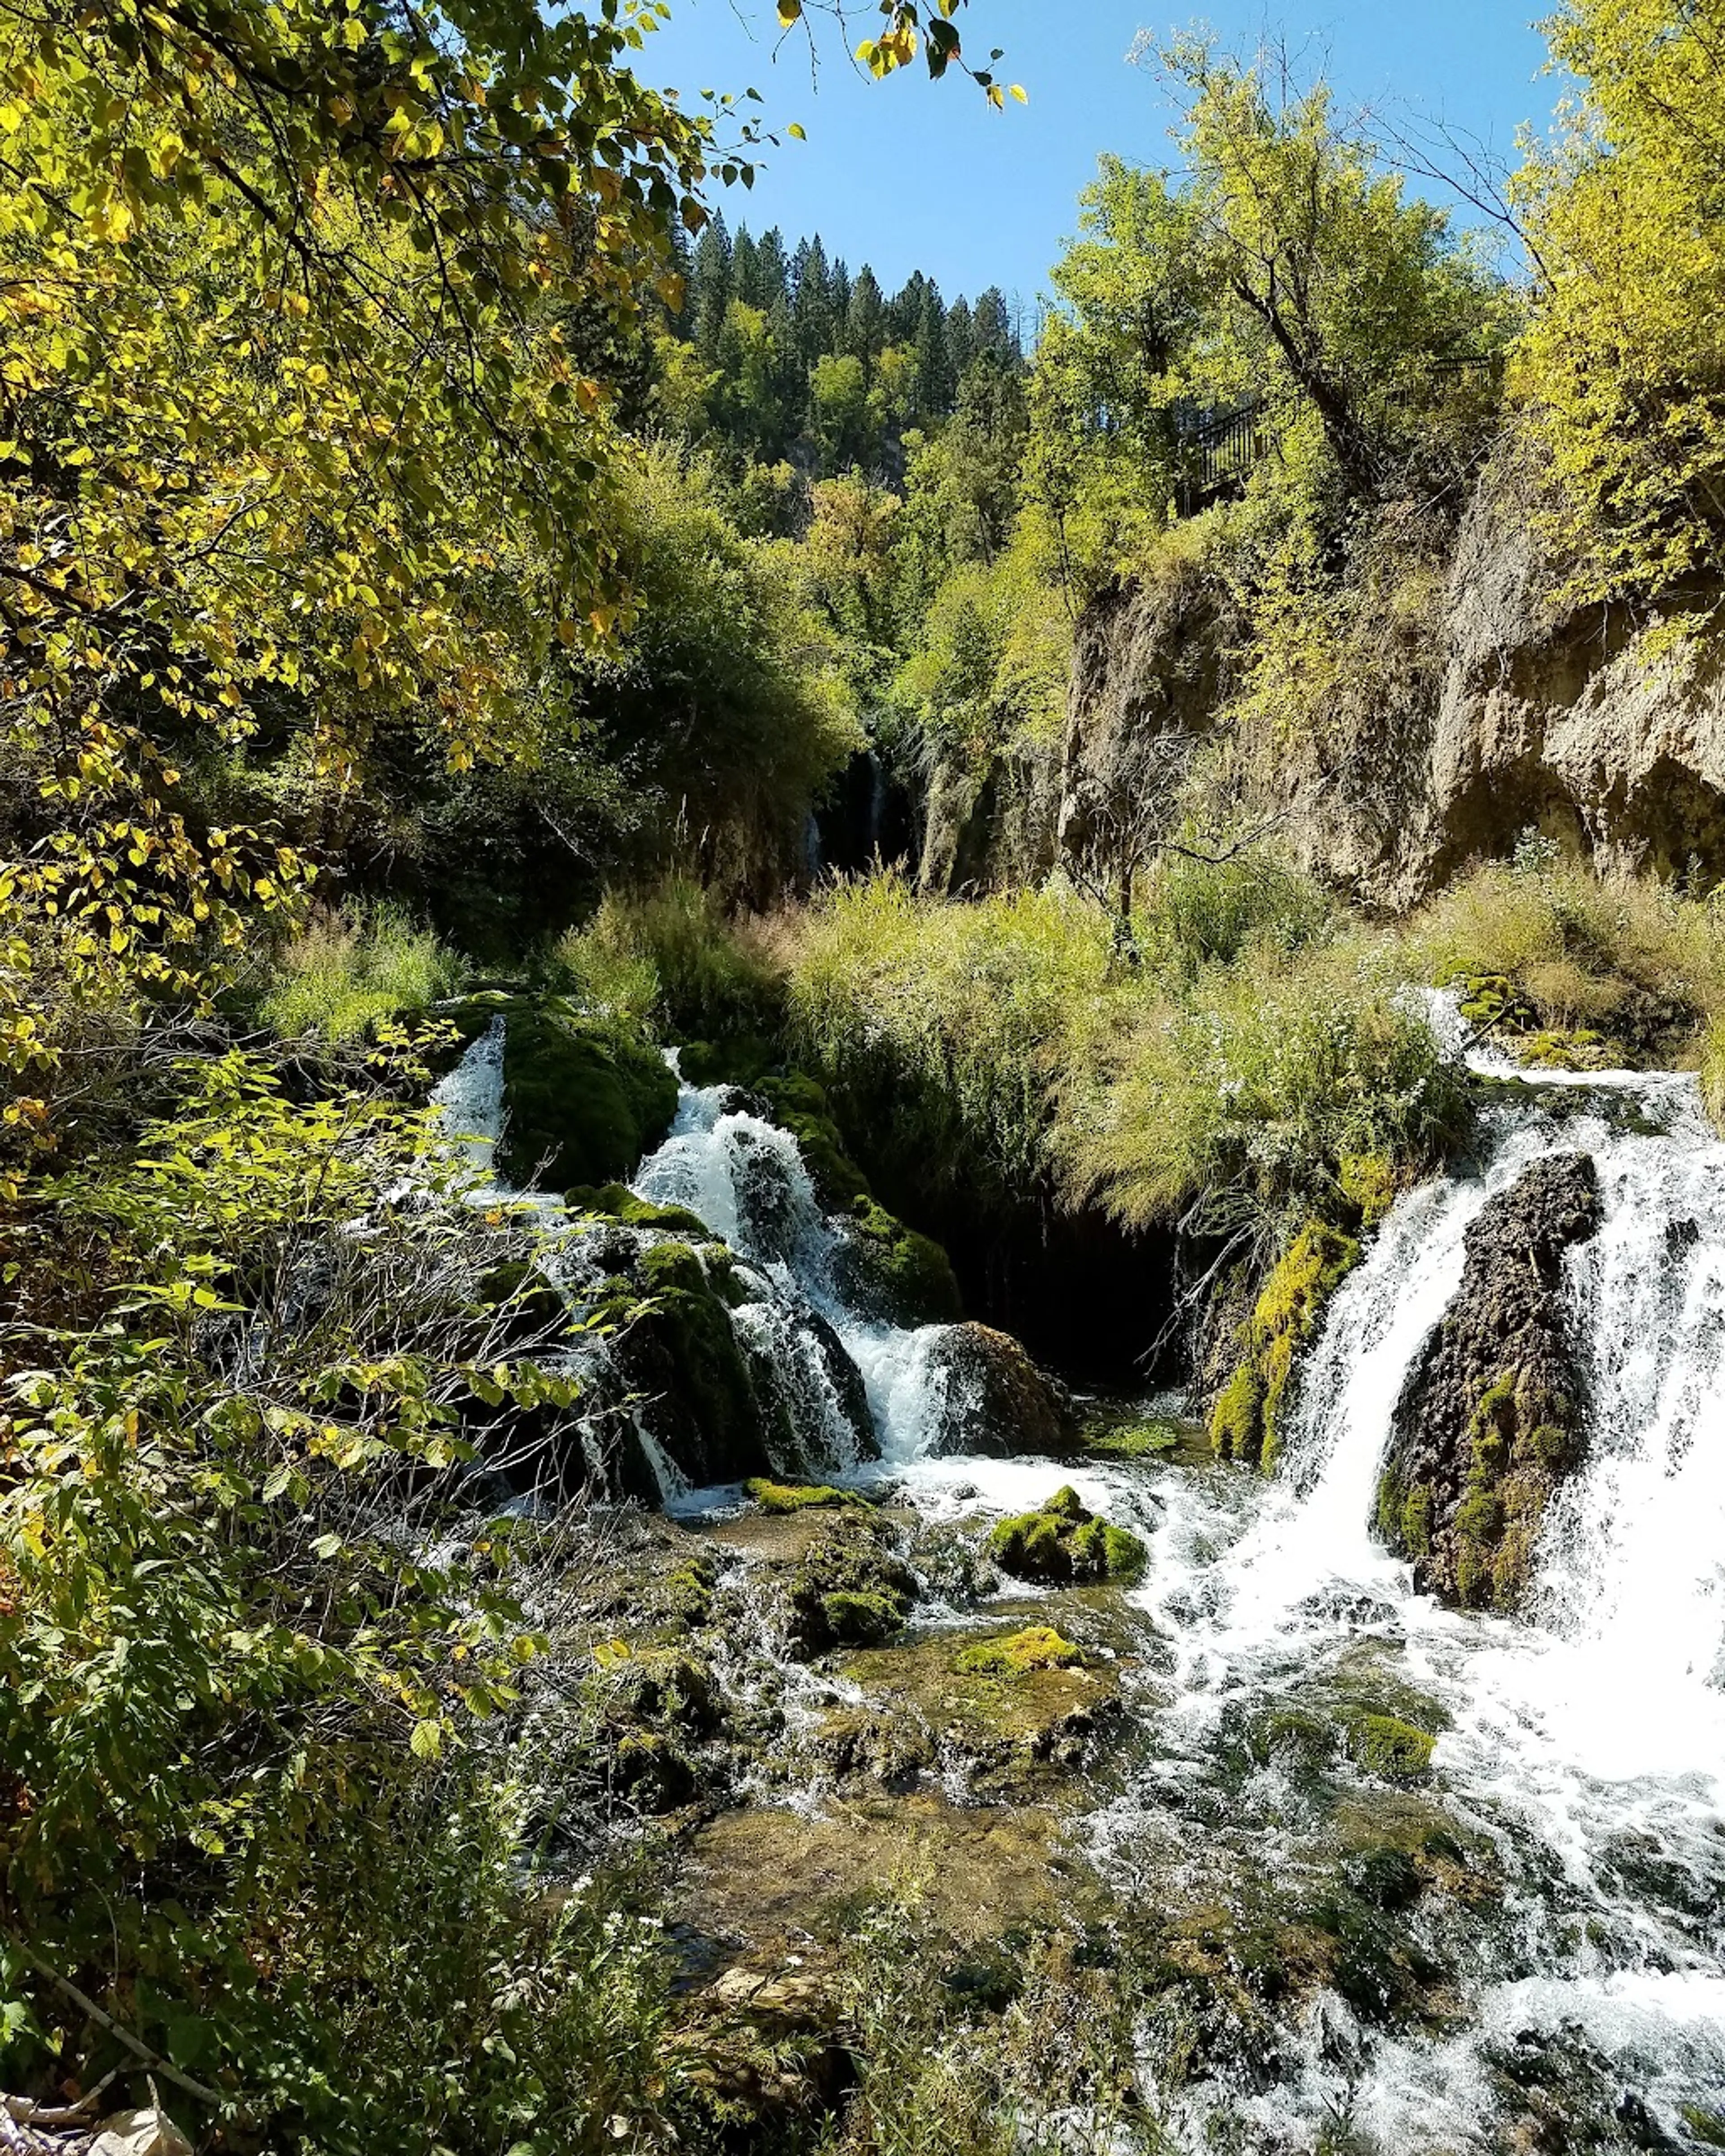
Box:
(954, 1626, 1088, 1676)
(987, 1487, 1147, 1585)
(1209, 1220, 1360, 1474)
(744, 1479, 871, 1515)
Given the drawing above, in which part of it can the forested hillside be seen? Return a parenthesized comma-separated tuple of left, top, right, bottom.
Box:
(6, 1, 1725, 2152)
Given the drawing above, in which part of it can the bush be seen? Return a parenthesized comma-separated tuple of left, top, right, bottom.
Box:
(259, 901, 469, 1043)
(1411, 857, 1725, 1069)
(1136, 848, 1335, 982)
(787, 876, 1125, 1206)
(1058, 937, 1471, 1241)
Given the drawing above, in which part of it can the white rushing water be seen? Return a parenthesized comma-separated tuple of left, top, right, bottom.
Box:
(1085, 1037, 1725, 2148)
(438, 1015, 1725, 2144)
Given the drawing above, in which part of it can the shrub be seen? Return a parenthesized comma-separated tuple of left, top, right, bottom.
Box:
(1059, 937, 1471, 1241)
(787, 876, 1125, 1206)
(1412, 857, 1725, 1068)
(259, 901, 468, 1043)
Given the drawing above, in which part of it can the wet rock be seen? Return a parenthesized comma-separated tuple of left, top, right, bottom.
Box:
(1377, 1153, 1603, 1610)
(785, 1516, 918, 1656)
(925, 1323, 1077, 1458)
(987, 1486, 1148, 1585)
(444, 993, 677, 1188)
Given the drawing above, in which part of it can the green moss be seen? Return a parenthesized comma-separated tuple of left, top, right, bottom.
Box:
(987, 1489, 1146, 1584)
(1084, 1418, 1183, 1460)
(566, 1181, 712, 1239)
(1680, 2106, 1725, 2151)
(744, 1479, 870, 1515)
(661, 1556, 717, 1629)
(1345, 1714, 1436, 1785)
(1451, 1366, 1580, 1612)
(1210, 1221, 1361, 1475)
(786, 1519, 918, 1657)
(839, 1197, 963, 1327)
(817, 1590, 906, 1648)
(954, 1625, 1087, 1676)
(444, 995, 677, 1190)
(1209, 1363, 1266, 1467)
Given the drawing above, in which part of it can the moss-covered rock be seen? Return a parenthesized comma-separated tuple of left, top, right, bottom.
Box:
(744, 1479, 871, 1515)
(786, 1516, 918, 1656)
(444, 994, 677, 1189)
(566, 1181, 713, 1240)
(833, 1197, 963, 1328)
(1378, 1153, 1602, 1610)
(1209, 1220, 1360, 1473)
(1345, 1713, 1437, 1785)
(986, 1488, 1147, 1585)
(921, 1323, 1076, 1458)
(954, 1626, 1088, 1676)
(594, 1240, 788, 1490)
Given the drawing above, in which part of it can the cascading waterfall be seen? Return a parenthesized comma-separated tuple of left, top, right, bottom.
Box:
(1081, 1028, 1725, 2147)
(629, 1074, 979, 1475)
(436, 1008, 1725, 2143)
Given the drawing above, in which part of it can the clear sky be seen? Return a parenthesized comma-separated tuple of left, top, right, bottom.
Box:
(639, 1, 1557, 314)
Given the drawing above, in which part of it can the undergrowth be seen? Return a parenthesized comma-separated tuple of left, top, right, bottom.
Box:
(259, 901, 469, 1043)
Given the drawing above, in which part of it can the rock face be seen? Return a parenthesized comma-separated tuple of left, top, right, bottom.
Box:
(1376, 1154, 1603, 1610)
(1056, 452, 1725, 906)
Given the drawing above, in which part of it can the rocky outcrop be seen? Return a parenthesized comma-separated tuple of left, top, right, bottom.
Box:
(922, 1321, 1076, 1458)
(1376, 1153, 1603, 1609)
(1057, 450, 1725, 906)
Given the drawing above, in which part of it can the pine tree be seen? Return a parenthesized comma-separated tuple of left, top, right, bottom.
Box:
(845, 266, 887, 378)
(730, 226, 761, 310)
(794, 235, 836, 364)
(691, 212, 734, 360)
(973, 286, 1017, 365)
(945, 295, 977, 384)
(755, 227, 792, 313)
(914, 283, 954, 416)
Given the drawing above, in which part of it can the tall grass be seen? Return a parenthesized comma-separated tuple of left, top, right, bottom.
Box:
(1058, 937, 1470, 1241)
(260, 901, 468, 1042)
(786, 877, 1126, 1203)
(1411, 856, 1725, 1065)
(552, 878, 783, 1041)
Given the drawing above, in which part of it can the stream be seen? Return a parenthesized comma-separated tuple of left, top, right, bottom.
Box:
(437, 1019, 1725, 2149)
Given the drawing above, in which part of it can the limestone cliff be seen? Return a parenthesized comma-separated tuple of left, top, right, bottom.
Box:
(1056, 455, 1725, 907)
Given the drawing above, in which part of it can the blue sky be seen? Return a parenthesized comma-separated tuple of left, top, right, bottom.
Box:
(640, 2, 1557, 313)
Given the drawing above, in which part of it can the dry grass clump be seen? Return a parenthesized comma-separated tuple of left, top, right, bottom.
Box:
(1411, 857, 1725, 1066)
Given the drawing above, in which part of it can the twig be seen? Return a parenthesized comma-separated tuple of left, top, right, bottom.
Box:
(13, 1950, 223, 2109)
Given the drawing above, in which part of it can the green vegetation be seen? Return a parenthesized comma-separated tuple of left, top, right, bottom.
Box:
(1346, 1715, 1438, 1786)
(987, 1488, 1148, 1585)
(954, 1626, 1089, 1676)
(744, 1480, 870, 1514)
(258, 905, 470, 1045)
(1208, 1223, 1361, 1473)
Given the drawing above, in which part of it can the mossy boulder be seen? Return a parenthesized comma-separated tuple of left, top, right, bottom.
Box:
(954, 1626, 1088, 1676)
(1378, 1153, 1602, 1610)
(444, 994, 677, 1189)
(833, 1197, 963, 1328)
(918, 1323, 1076, 1458)
(1209, 1220, 1360, 1474)
(786, 1515, 918, 1656)
(566, 1181, 713, 1240)
(986, 1487, 1147, 1585)
(594, 1240, 788, 1490)
(1345, 1713, 1437, 1785)
(744, 1479, 871, 1515)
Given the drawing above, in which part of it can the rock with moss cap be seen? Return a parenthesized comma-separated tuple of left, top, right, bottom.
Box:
(744, 1479, 872, 1515)
(919, 1324, 1077, 1458)
(1377, 1153, 1601, 1610)
(442, 993, 677, 1189)
(785, 1515, 918, 1655)
(986, 1487, 1148, 1585)
(954, 1626, 1089, 1676)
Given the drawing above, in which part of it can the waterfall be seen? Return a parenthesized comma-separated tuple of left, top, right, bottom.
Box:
(630, 1076, 974, 1471)
(1093, 1030, 1725, 2147)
